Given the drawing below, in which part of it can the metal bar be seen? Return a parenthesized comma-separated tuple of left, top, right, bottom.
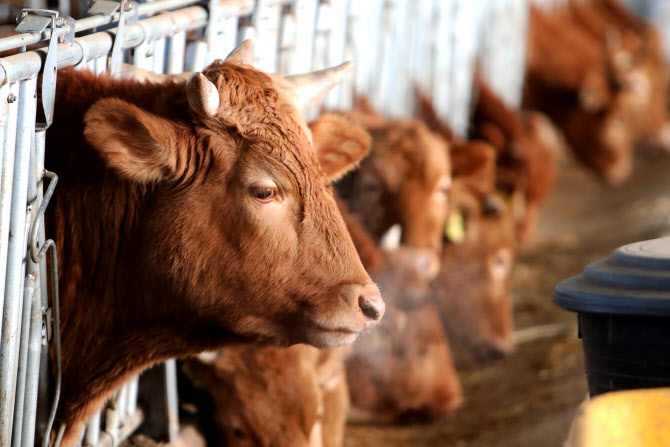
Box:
(0, 0, 263, 54)
(152, 39, 167, 74)
(13, 114, 41, 447)
(126, 377, 139, 415)
(253, 0, 282, 73)
(0, 5, 212, 83)
(19, 266, 42, 447)
(165, 359, 179, 443)
(11, 276, 36, 447)
(104, 401, 120, 446)
(84, 411, 101, 446)
(95, 409, 144, 447)
(166, 31, 186, 74)
(188, 40, 209, 71)
(278, 6, 296, 75)
(290, 0, 317, 74)
(322, 0, 350, 109)
(0, 82, 20, 313)
(32, 127, 50, 447)
(116, 384, 128, 425)
(0, 76, 38, 447)
(132, 40, 152, 70)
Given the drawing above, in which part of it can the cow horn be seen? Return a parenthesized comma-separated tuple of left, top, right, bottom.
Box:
(224, 39, 255, 65)
(186, 72, 220, 118)
(285, 61, 354, 110)
(380, 224, 402, 251)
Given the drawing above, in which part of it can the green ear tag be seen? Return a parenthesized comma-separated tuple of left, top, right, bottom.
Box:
(445, 211, 465, 244)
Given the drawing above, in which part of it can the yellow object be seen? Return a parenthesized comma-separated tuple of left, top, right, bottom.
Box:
(568, 389, 670, 447)
(445, 211, 465, 244)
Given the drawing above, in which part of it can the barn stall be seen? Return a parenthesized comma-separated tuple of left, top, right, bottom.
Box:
(1, 0, 670, 446)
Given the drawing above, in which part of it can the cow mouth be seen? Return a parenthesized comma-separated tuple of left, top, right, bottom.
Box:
(306, 320, 363, 348)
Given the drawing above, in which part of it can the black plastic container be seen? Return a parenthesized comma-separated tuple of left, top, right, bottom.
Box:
(554, 237, 670, 397)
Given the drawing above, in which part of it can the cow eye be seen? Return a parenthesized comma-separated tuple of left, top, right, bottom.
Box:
(232, 427, 246, 439)
(250, 181, 278, 203)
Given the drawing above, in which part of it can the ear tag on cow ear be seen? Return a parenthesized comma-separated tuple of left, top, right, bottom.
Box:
(445, 212, 465, 244)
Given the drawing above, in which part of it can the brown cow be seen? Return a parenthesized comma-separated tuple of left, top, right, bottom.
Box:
(337, 196, 462, 421)
(524, 4, 635, 183)
(416, 94, 517, 357)
(43, 42, 383, 445)
(334, 100, 451, 273)
(160, 114, 373, 447)
(468, 76, 560, 243)
(345, 252, 462, 421)
(437, 141, 517, 358)
(569, 0, 670, 152)
(183, 345, 348, 447)
(171, 115, 460, 440)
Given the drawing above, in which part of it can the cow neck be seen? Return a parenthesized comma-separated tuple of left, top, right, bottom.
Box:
(42, 69, 222, 441)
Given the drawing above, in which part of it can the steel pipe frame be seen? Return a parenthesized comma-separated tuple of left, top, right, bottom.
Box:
(12, 115, 44, 447)
(0, 82, 20, 310)
(11, 276, 36, 447)
(0, 76, 38, 447)
(0, 0, 268, 84)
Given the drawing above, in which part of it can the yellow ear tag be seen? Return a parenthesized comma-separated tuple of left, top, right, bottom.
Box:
(445, 211, 465, 244)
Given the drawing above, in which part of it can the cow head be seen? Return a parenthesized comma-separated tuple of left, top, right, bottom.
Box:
(346, 248, 462, 421)
(333, 107, 451, 266)
(433, 142, 517, 359)
(184, 346, 323, 447)
(81, 42, 384, 349)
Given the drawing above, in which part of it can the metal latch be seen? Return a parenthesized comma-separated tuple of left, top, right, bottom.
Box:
(15, 10, 75, 128)
(88, 0, 139, 75)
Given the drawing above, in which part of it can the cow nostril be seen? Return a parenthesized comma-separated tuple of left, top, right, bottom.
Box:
(358, 292, 385, 326)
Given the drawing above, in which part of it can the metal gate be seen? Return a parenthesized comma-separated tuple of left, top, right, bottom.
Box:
(0, 1, 529, 445)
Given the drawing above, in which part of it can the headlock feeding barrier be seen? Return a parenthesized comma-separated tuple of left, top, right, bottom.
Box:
(0, 0, 530, 445)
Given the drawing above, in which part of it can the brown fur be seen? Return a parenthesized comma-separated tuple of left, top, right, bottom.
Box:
(434, 141, 517, 358)
(345, 257, 462, 421)
(44, 63, 382, 445)
(336, 198, 462, 421)
(470, 76, 559, 243)
(335, 105, 451, 259)
(183, 345, 348, 447)
(523, 4, 639, 183)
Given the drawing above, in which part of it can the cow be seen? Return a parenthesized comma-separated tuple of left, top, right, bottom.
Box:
(524, 4, 635, 184)
(334, 99, 451, 275)
(437, 141, 517, 358)
(175, 198, 461, 445)
(145, 114, 374, 447)
(344, 249, 463, 421)
(42, 41, 383, 445)
(468, 76, 560, 244)
(334, 194, 462, 421)
(183, 344, 348, 447)
(416, 93, 518, 357)
(568, 0, 670, 153)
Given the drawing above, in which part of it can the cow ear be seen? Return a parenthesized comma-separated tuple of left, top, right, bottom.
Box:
(309, 114, 371, 182)
(450, 141, 497, 183)
(84, 98, 183, 183)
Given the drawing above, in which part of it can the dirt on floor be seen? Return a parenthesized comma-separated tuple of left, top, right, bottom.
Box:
(344, 151, 670, 447)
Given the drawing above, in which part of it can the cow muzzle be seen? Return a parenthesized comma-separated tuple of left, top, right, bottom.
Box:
(358, 282, 385, 329)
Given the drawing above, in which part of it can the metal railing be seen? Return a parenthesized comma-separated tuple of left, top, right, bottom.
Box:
(0, 1, 529, 446)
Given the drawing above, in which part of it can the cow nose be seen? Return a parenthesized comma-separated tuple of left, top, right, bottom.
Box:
(358, 283, 384, 328)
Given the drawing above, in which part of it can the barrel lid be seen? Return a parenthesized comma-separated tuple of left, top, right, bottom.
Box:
(554, 237, 670, 316)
